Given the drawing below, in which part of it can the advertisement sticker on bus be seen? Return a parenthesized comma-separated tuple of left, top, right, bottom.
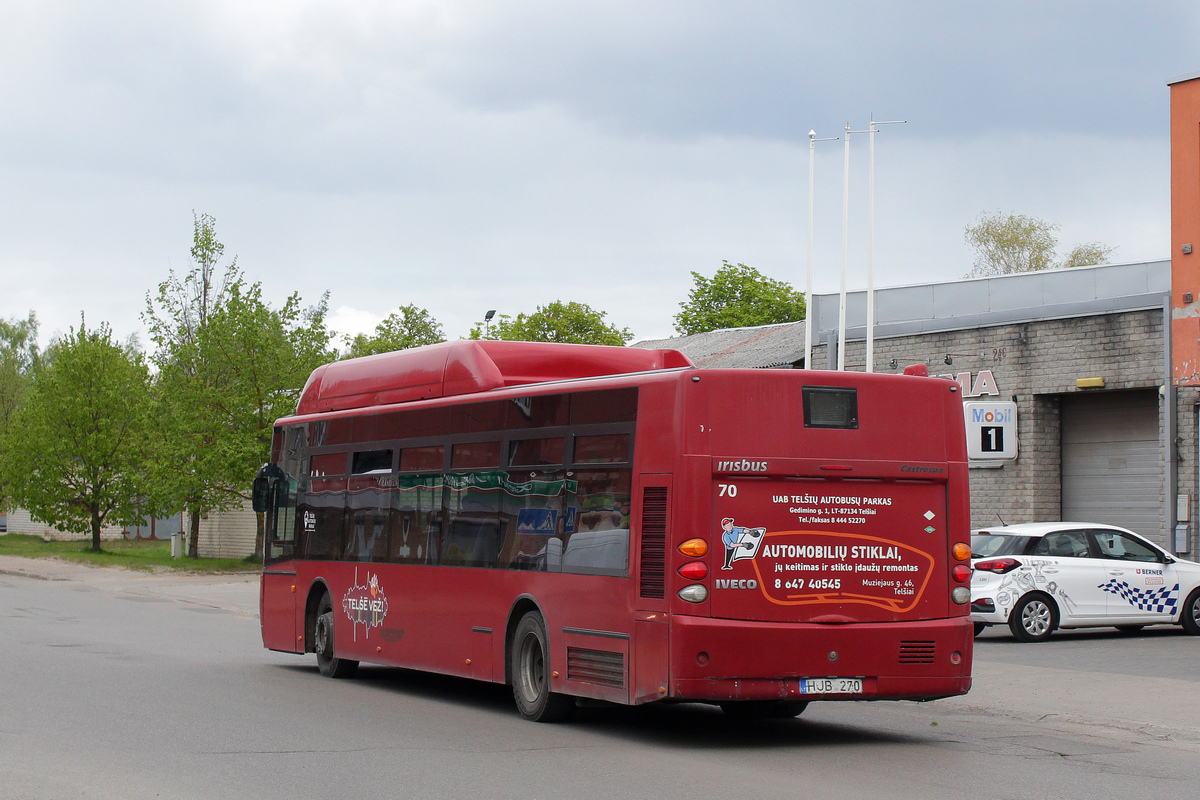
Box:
(711, 477, 944, 621)
(342, 568, 389, 640)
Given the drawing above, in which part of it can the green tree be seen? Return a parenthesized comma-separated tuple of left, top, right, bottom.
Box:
(145, 213, 335, 557)
(0, 319, 155, 552)
(470, 300, 632, 345)
(0, 312, 40, 511)
(343, 304, 445, 358)
(964, 212, 1115, 277)
(1061, 241, 1117, 269)
(673, 261, 806, 336)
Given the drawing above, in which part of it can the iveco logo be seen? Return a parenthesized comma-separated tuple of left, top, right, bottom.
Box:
(715, 579, 758, 590)
(717, 460, 768, 472)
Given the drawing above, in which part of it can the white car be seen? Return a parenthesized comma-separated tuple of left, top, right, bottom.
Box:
(970, 522, 1200, 641)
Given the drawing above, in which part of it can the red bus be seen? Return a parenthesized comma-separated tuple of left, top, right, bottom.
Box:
(254, 339, 973, 721)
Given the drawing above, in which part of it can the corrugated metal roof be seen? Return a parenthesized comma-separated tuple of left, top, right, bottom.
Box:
(633, 321, 803, 369)
(634, 260, 1169, 370)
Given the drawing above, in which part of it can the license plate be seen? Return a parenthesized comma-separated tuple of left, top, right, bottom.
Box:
(800, 678, 863, 694)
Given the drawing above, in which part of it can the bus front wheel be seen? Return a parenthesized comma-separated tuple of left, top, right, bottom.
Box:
(510, 611, 575, 723)
(314, 592, 358, 679)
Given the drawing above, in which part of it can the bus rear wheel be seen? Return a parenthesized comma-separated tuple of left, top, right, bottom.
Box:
(314, 592, 358, 679)
(511, 611, 574, 722)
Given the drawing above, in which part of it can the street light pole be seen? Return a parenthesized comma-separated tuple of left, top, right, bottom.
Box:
(864, 117, 905, 373)
(838, 122, 850, 371)
(805, 129, 838, 370)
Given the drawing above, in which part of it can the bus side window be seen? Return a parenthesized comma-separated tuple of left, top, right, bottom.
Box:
(442, 468, 501, 568)
(498, 469, 564, 571)
(303, 475, 346, 560)
(560, 468, 631, 576)
(390, 474, 442, 565)
(345, 475, 390, 562)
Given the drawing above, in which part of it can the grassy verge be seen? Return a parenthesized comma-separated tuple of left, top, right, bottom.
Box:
(0, 533, 261, 573)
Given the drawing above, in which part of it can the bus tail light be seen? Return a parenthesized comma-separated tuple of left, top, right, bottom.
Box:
(951, 587, 971, 604)
(952, 564, 972, 582)
(974, 557, 1021, 574)
(952, 542, 972, 561)
(679, 538, 708, 557)
(678, 561, 708, 581)
(678, 584, 708, 603)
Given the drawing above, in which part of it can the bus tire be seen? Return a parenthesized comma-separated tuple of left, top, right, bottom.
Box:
(314, 592, 358, 679)
(1007, 593, 1057, 642)
(511, 611, 574, 723)
(720, 700, 809, 720)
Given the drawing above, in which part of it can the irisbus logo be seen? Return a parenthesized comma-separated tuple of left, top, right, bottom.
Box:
(716, 459, 769, 472)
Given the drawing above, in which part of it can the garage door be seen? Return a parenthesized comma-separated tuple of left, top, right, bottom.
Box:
(1061, 390, 1161, 539)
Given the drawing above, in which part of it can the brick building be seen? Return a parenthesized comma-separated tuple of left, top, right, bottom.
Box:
(637, 258, 1198, 554)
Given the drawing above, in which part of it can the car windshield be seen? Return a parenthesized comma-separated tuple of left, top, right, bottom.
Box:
(971, 532, 1033, 558)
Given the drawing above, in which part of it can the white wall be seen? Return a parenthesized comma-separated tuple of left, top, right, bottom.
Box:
(3, 507, 125, 540)
(193, 501, 259, 559)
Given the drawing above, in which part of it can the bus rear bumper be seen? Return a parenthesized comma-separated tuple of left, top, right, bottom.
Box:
(667, 615, 973, 703)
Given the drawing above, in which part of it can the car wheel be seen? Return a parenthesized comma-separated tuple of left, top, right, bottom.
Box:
(1008, 593, 1057, 642)
(511, 611, 575, 722)
(1114, 624, 1145, 634)
(720, 700, 809, 720)
(314, 592, 359, 679)
(973, 622, 986, 637)
(1181, 588, 1200, 635)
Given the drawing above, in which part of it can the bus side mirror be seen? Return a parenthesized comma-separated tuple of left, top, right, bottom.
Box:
(252, 462, 287, 512)
(252, 475, 271, 513)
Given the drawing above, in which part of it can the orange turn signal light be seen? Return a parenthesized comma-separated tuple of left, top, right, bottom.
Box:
(952, 542, 972, 561)
(679, 538, 708, 557)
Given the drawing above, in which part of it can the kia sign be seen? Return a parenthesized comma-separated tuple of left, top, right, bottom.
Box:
(964, 401, 1018, 460)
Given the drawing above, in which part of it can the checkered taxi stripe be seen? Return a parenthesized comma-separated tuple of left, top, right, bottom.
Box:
(1097, 580, 1179, 614)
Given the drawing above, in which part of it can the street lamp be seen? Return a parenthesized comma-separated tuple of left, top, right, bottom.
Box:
(483, 309, 496, 337)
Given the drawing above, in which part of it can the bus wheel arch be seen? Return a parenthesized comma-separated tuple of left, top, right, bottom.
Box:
(311, 586, 358, 679)
(303, 581, 332, 654)
(509, 609, 575, 722)
(504, 596, 543, 688)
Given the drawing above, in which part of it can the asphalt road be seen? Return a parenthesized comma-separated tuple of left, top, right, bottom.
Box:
(2, 556, 1198, 800)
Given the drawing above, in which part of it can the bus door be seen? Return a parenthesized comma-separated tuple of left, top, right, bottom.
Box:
(257, 466, 301, 652)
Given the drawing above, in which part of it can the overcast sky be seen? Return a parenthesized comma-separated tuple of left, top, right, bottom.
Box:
(2, 0, 1196, 349)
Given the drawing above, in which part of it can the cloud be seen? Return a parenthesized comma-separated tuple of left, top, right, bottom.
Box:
(0, 0, 1190, 347)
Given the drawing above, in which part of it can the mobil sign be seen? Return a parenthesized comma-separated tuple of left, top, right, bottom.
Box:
(963, 401, 1017, 460)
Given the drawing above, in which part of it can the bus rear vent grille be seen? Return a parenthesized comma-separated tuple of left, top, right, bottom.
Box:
(567, 647, 625, 688)
(639, 487, 668, 599)
(898, 641, 936, 664)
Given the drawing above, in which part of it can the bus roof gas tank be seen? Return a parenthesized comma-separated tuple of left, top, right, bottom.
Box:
(296, 340, 695, 414)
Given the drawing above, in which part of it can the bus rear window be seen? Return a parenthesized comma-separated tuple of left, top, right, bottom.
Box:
(803, 387, 858, 429)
